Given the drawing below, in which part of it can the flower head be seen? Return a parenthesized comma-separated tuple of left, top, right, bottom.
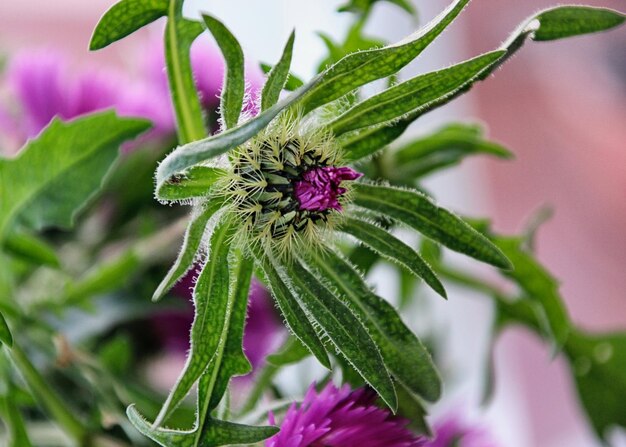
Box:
(266, 382, 422, 447)
(222, 115, 361, 257)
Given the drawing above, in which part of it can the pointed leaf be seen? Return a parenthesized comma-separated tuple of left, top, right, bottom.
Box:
(152, 200, 224, 301)
(339, 120, 411, 163)
(154, 219, 232, 426)
(202, 15, 245, 129)
(531, 6, 625, 41)
(260, 63, 303, 92)
(287, 260, 397, 410)
(392, 123, 512, 179)
(0, 112, 150, 241)
(353, 183, 511, 269)
(0, 312, 12, 347)
(330, 51, 504, 136)
(166, 10, 207, 143)
(261, 31, 296, 111)
(307, 249, 441, 402)
(157, 166, 226, 202)
(255, 253, 331, 369)
(299, 0, 471, 113)
(90, 0, 168, 50)
(340, 217, 446, 298)
(3, 232, 60, 268)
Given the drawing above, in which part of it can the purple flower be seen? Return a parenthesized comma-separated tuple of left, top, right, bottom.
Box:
(266, 382, 423, 447)
(420, 413, 499, 447)
(294, 166, 362, 212)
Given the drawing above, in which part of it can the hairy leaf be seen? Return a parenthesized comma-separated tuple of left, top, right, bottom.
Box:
(261, 31, 296, 111)
(353, 183, 511, 269)
(166, 8, 206, 143)
(287, 260, 397, 410)
(330, 51, 504, 136)
(307, 249, 441, 402)
(260, 63, 304, 92)
(152, 200, 224, 301)
(392, 123, 512, 179)
(203, 15, 245, 129)
(0, 112, 150, 241)
(299, 0, 470, 113)
(90, 0, 168, 50)
(531, 6, 625, 41)
(154, 219, 232, 426)
(157, 166, 226, 202)
(340, 217, 446, 298)
(255, 254, 331, 369)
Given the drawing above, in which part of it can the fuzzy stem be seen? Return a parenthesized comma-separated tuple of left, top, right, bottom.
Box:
(7, 343, 88, 444)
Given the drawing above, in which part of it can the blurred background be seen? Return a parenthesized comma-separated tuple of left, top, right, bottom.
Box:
(0, 1, 624, 446)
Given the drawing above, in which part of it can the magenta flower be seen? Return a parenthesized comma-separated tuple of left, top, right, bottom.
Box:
(266, 382, 422, 447)
(294, 166, 362, 212)
(420, 413, 499, 447)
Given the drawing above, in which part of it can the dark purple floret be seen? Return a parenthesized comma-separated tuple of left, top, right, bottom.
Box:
(294, 166, 362, 212)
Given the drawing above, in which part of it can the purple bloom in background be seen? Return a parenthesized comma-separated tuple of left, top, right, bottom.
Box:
(420, 413, 499, 447)
(266, 382, 423, 447)
(295, 166, 362, 212)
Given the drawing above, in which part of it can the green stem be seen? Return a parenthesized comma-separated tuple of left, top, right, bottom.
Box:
(7, 343, 88, 444)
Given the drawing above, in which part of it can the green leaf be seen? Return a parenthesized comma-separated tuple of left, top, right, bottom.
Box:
(339, 121, 411, 163)
(391, 123, 512, 179)
(260, 63, 303, 92)
(128, 406, 277, 447)
(316, 22, 386, 73)
(340, 217, 446, 298)
(565, 329, 626, 440)
(338, 0, 416, 17)
(0, 389, 33, 447)
(530, 6, 625, 41)
(157, 166, 226, 202)
(261, 31, 296, 111)
(166, 7, 207, 143)
(202, 15, 245, 130)
(330, 51, 504, 135)
(287, 259, 397, 410)
(90, 0, 168, 50)
(152, 200, 223, 301)
(0, 112, 150, 241)
(154, 219, 232, 426)
(306, 249, 441, 402)
(495, 236, 570, 349)
(255, 253, 331, 369)
(0, 311, 12, 346)
(299, 0, 470, 113)
(353, 183, 511, 269)
(155, 78, 318, 195)
(2, 232, 60, 268)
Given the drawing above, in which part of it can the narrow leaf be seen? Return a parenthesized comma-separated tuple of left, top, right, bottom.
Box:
(0, 312, 12, 346)
(340, 217, 446, 298)
(392, 123, 512, 179)
(307, 249, 441, 402)
(261, 31, 296, 111)
(3, 232, 60, 268)
(166, 8, 207, 143)
(0, 112, 150, 241)
(255, 253, 331, 369)
(90, 0, 168, 50)
(260, 62, 304, 91)
(287, 260, 397, 410)
(203, 15, 245, 129)
(154, 219, 232, 426)
(152, 200, 223, 301)
(157, 166, 226, 202)
(299, 0, 471, 113)
(339, 121, 411, 162)
(353, 183, 511, 269)
(531, 6, 625, 41)
(330, 51, 504, 135)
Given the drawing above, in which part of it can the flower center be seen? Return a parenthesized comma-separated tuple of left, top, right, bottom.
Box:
(294, 166, 362, 212)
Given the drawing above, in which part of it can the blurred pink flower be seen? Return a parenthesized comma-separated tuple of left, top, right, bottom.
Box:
(266, 382, 423, 447)
(422, 413, 499, 447)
